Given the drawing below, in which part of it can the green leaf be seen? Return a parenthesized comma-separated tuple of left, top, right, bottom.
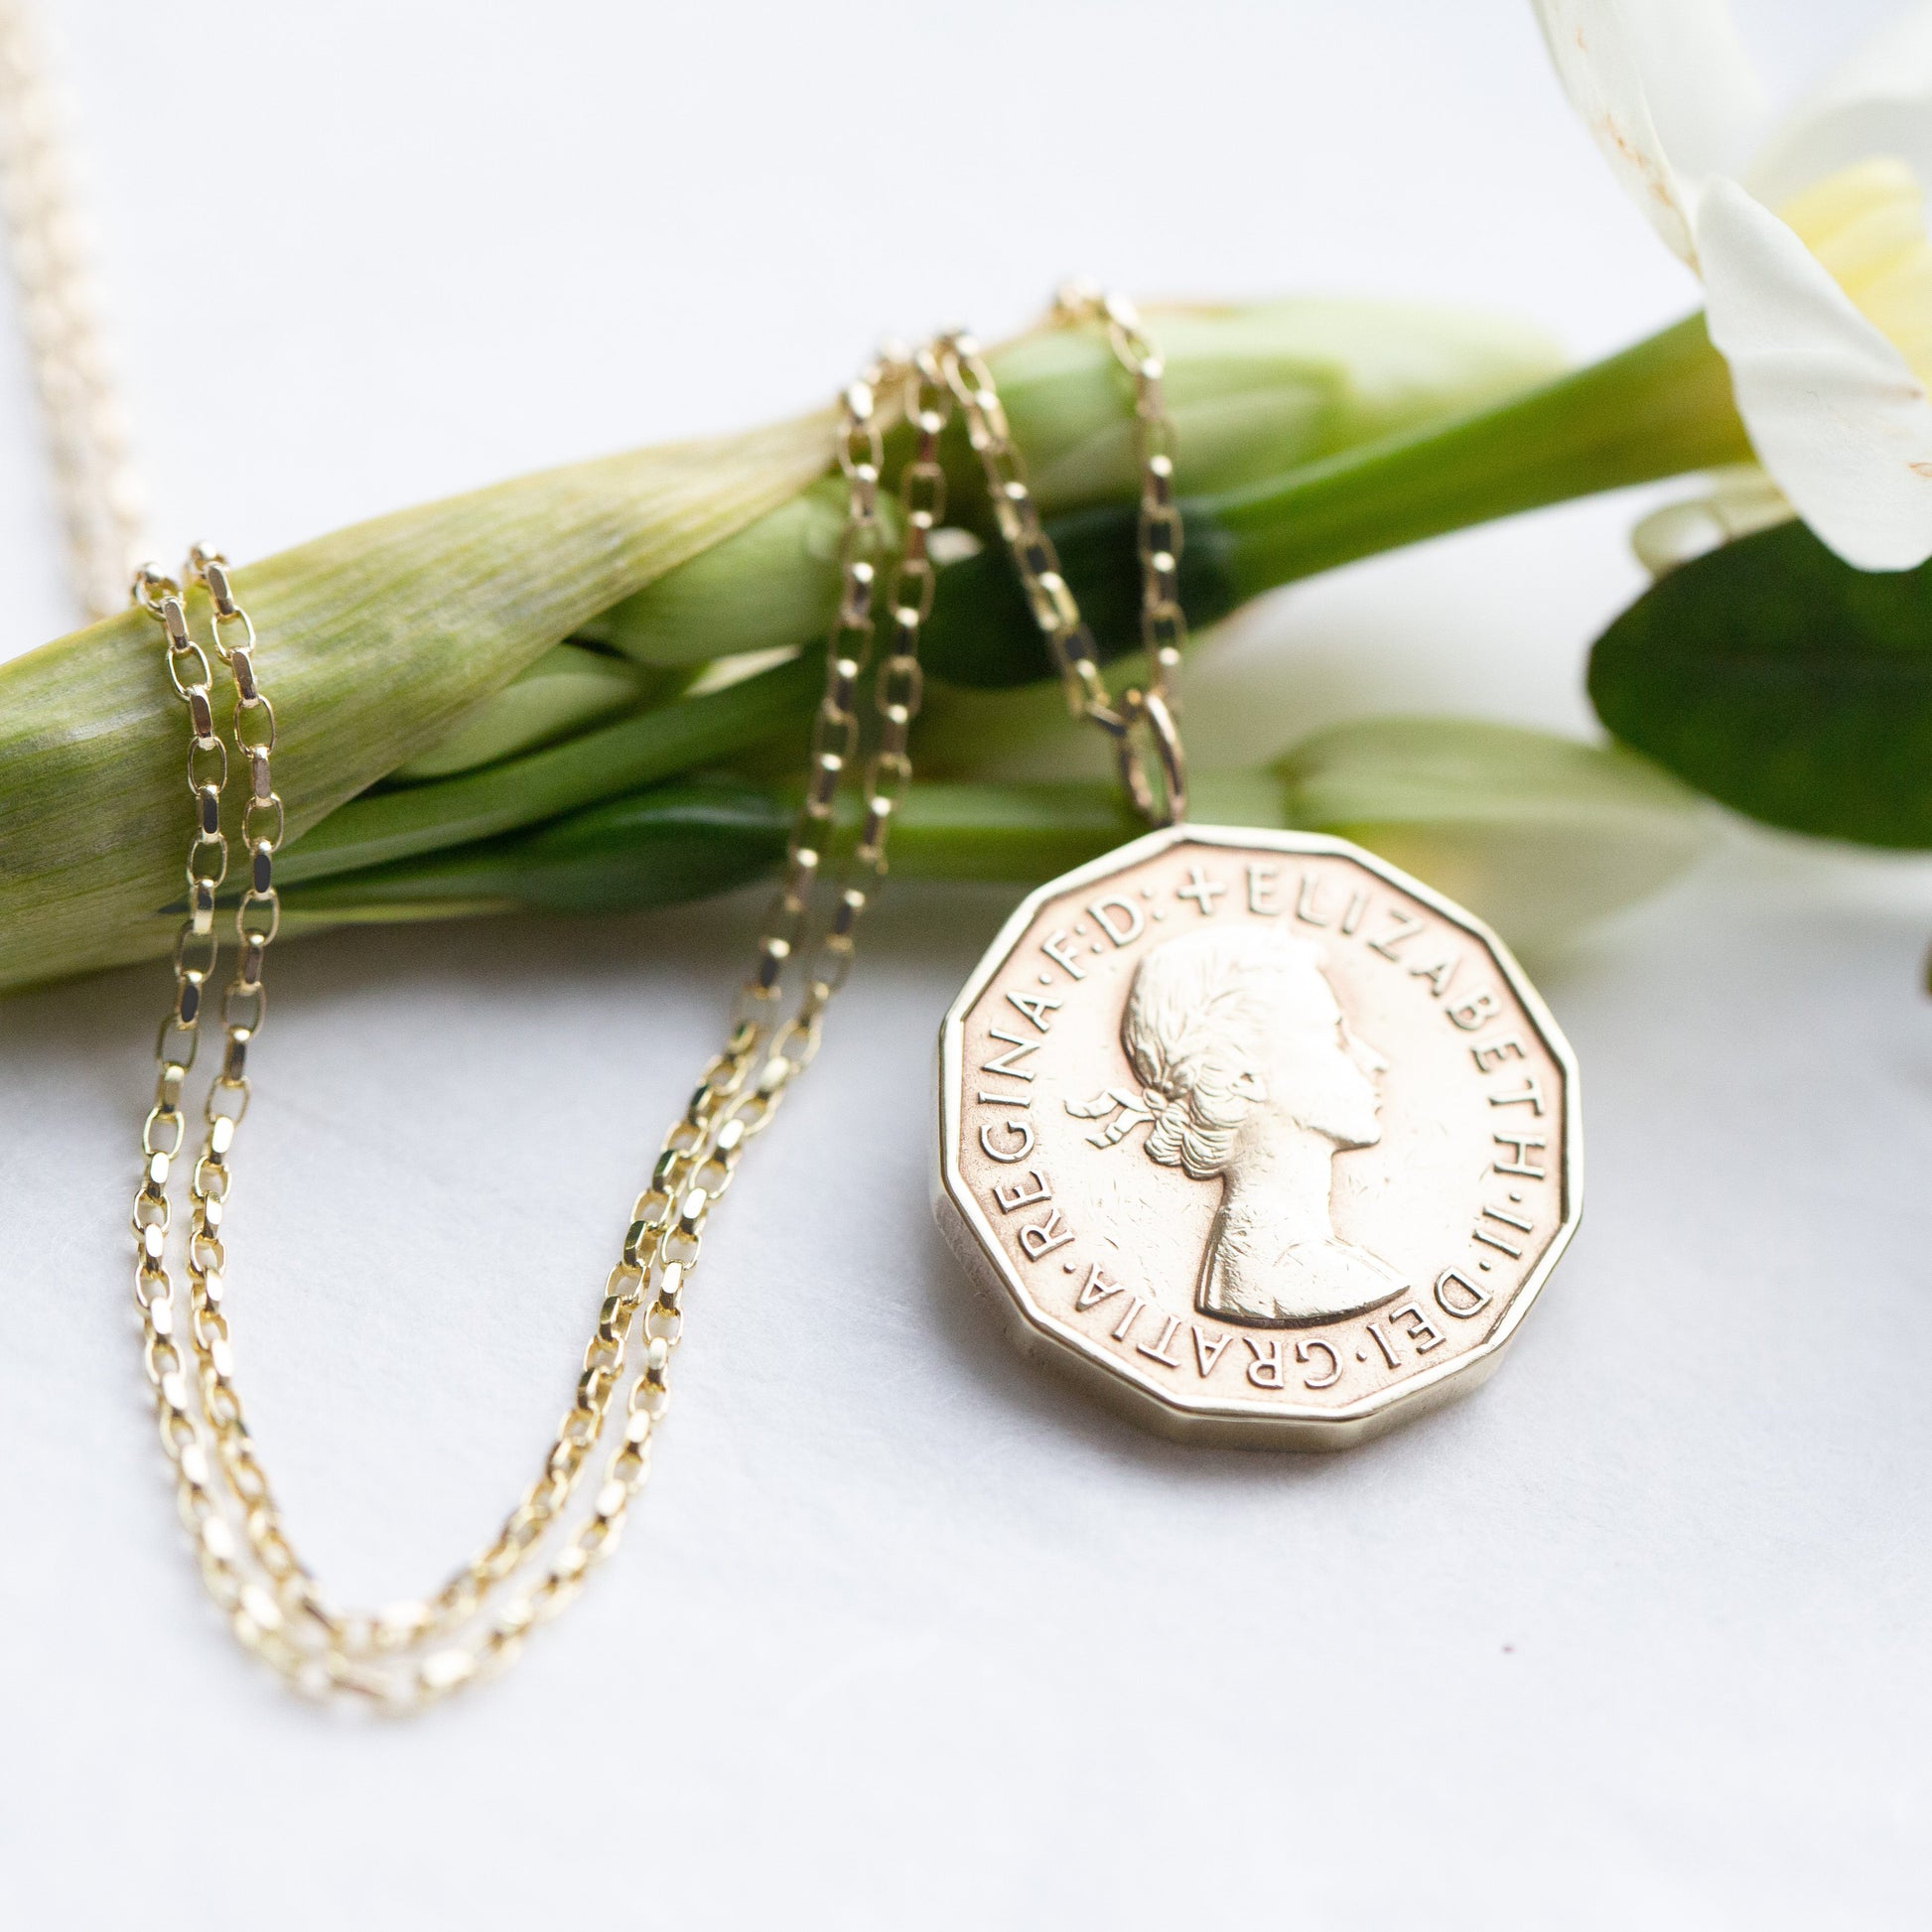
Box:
(1587, 520, 1932, 848)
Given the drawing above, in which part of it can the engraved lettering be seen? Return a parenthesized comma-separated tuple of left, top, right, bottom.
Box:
(1390, 1303, 1445, 1353)
(1088, 897, 1146, 946)
(982, 1039, 1039, 1082)
(1367, 909, 1423, 960)
(1039, 931, 1088, 982)
(1295, 1338, 1341, 1388)
(1074, 1262, 1126, 1311)
(979, 1120, 1035, 1163)
(992, 1170, 1051, 1213)
(948, 839, 1573, 1431)
(1244, 1337, 1287, 1389)
(1447, 990, 1500, 1031)
(1018, 1207, 1076, 1260)
(1471, 1035, 1527, 1073)
(1191, 1325, 1231, 1376)
(1435, 1267, 1493, 1317)
(1175, 865, 1227, 916)
(1492, 1133, 1549, 1179)
(1136, 1313, 1185, 1369)
(1409, 954, 1458, 998)
(1006, 989, 1061, 1032)
(1488, 1076, 1545, 1115)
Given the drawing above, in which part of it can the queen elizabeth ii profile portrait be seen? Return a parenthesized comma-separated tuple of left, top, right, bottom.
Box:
(1068, 925, 1407, 1326)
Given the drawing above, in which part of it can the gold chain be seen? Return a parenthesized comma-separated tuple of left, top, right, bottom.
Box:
(952, 281, 1189, 824)
(0, 0, 146, 619)
(124, 296, 1183, 1708)
(734, 343, 955, 1050)
(128, 550, 780, 1701)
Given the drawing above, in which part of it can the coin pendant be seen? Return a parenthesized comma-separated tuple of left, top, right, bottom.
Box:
(934, 826, 1583, 1447)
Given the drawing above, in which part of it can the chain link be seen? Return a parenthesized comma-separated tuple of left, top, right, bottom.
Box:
(125, 549, 809, 1704)
(113, 339, 958, 1704)
(122, 291, 1175, 1707)
(733, 341, 954, 1059)
(949, 281, 1190, 825)
(4, 0, 1184, 1700)
(0, 0, 145, 619)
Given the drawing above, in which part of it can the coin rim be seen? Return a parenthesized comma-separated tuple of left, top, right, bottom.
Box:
(932, 824, 1584, 1449)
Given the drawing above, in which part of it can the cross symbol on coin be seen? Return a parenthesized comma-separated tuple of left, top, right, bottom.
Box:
(1175, 864, 1225, 915)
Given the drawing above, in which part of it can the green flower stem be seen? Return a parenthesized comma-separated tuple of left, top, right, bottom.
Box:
(275, 319, 1750, 895)
(0, 300, 1748, 992)
(278, 648, 823, 886)
(577, 299, 1566, 676)
(922, 313, 1753, 685)
(1214, 310, 1751, 595)
(280, 777, 1177, 916)
(0, 411, 836, 988)
(279, 727, 1705, 957)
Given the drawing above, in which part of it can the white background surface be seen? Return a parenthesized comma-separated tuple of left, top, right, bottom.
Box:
(2, 2, 1928, 1926)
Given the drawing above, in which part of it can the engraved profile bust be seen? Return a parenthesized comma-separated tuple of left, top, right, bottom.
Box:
(1069, 926, 1406, 1326)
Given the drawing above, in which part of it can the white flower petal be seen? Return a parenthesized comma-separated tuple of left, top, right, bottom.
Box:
(1697, 176, 1932, 569)
(1530, 0, 1697, 263)
(1613, 0, 1768, 186)
(1748, 5, 1932, 208)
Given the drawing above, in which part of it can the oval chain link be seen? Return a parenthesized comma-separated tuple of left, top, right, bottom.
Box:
(949, 281, 1190, 825)
(126, 291, 1176, 1707)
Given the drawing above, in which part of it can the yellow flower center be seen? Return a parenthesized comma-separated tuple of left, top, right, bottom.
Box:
(1780, 157, 1932, 389)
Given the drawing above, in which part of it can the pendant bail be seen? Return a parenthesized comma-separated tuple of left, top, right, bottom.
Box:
(1111, 685, 1186, 828)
